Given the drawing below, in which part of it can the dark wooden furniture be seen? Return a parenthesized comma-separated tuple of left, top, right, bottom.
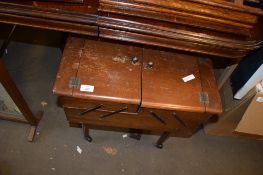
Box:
(53, 36, 222, 148)
(0, 0, 262, 59)
(0, 0, 261, 145)
(0, 25, 42, 141)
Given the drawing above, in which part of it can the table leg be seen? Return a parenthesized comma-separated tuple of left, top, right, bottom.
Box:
(155, 132, 170, 149)
(82, 124, 92, 142)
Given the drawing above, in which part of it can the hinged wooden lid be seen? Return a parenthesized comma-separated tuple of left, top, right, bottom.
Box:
(54, 36, 222, 114)
(141, 49, 222, 113)
(53, 36, 142, 107)
(141, 48, 205, 112)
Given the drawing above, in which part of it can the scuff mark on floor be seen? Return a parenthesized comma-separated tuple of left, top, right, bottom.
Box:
(102, 146, 118, 156)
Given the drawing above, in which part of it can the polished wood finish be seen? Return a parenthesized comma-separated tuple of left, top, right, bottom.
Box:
(53, 36, 222, 147)
(0, 0, 262, 59)
(63, 107, 184, 133)
(59, 96, 139, 113)
(35, 0, 97, 13)
(8, 0, 83, 2)
(53, 38, 142, 113)
(97, 0, 263, 59)
(98, 28, 250, 59)
(198, 58, 223, 114)
(72, 40, 142, 110)
(37, 0, 84, 3)
(0, 2, 98, 36)
(98, 14, 255, 48)
(53, 37, 85, 97)
(99, 0, 256, 29)
(141, 49, 204, 112)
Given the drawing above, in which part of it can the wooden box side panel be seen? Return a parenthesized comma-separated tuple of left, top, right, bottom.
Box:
(199, 58, 222, 114)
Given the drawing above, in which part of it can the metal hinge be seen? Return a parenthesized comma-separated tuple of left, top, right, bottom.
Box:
(68, 76, 80, 88)
(200, 92, 209, 105)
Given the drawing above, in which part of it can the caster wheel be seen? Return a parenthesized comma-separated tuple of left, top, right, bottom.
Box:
(156, 143, 163, 149)
(85, 136, 93, 142)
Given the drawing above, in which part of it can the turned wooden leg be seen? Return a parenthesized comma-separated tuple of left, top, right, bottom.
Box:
(155, 132, 170, 149)
(82, 124, 92, 142)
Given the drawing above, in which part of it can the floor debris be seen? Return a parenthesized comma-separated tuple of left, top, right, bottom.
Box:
(77, 146, 82, 154)
(41, 101, 48, 107)
(51, 168, 55, 171)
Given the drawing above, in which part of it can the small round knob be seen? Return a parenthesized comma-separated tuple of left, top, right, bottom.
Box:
(147, 61, 154, 69)
(131, 56, 138, 64)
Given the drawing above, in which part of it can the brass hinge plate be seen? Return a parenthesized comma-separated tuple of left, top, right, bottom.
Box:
(68, 76, 80, 88)
(200, 92, 209, 105)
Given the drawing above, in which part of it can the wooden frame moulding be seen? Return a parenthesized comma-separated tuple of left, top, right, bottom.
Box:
(0, 25, 43, 142)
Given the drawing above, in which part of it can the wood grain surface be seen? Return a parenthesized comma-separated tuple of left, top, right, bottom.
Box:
(53, 36, 222, 140)
(141, 48, 204, 112)
(72, 40, 142, 108)
(0, 0, 262, 59)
